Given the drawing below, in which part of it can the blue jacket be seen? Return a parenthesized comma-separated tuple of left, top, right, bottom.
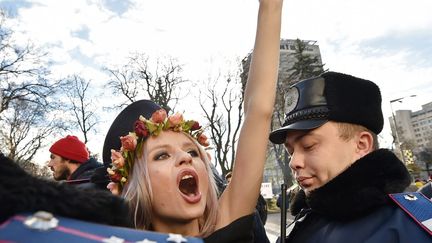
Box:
(284, 149, 431, 243)
(285, 203, 430, 243)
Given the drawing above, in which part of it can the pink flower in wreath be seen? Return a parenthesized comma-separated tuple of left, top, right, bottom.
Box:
(168, 113, 184, 127)
(120, 133, 137, 151)
(197, 133, 210, 147)
(151, 109, 167, 123)
(111, 149, 125, 168)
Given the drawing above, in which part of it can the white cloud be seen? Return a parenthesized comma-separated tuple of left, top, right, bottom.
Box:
(3, 0, 432, 157)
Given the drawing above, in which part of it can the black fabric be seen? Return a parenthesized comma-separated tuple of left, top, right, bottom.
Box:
(284, 149, 432, 243)
(255, 194, 268, 225)
(204, 213, 255, 243)
(90, 166, 112, 190)
(0, 153, 131, 227)
(289, 189, 306, 216)
(252, 210, 270, 243)
(69, 157, 103, 181)
(67, 157, 106, 190)
(269, 71, 383, 144)
(306, 149, 411, 220)
(322, 72, 383, 135)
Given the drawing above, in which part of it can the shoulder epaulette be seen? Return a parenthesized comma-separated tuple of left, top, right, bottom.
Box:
(389, 192, 432, 236)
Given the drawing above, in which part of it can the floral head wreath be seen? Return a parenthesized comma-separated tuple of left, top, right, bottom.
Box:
(107, 108, 209, 195)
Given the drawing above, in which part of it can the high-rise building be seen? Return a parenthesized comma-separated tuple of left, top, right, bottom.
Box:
(389, 101, 432, 178)
(389, 101, 432, 149)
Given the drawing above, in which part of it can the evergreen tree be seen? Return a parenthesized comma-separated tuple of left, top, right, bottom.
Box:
(287, 38, 326, 82)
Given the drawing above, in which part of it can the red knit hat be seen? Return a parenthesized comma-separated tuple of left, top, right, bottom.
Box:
(49, 135, 89, 163)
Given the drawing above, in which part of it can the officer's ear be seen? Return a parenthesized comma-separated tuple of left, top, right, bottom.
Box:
(356, 131, 374, 157)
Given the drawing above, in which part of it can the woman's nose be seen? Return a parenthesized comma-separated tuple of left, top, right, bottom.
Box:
(175, 150, 193, 166)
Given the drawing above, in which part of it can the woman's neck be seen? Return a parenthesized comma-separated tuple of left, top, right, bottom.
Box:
(151, 218, 200, 237)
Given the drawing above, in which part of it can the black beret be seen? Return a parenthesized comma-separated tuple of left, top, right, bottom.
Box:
(269, 71, 383, 144)
(102, 100, 161, 165)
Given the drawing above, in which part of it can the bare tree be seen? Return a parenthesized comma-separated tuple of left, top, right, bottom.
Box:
(0, 10, 53, 115)
(199, 73, 244, 177)
(0, 100, 64, 165)
(0, 10, 66, 176)
(62, 75, 99, 144)
(16, 158, 52, 179)
(105, 53, 187, 112)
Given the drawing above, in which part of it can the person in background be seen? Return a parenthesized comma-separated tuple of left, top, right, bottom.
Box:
(414, 178, 425, 189)
(269, 71, 431, 242)
(48, 135, 105, 190)
(276, 185, 300, 213)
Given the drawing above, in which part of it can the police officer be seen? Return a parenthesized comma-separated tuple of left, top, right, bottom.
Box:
(269, 71, 431, 242)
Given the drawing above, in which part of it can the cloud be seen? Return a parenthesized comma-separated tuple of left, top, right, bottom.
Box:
(0, 0, 33, 17)
(3, 0, 432, 153)
(102, 0, 133, 16)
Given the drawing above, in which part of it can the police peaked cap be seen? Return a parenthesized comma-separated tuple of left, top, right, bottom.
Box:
(269, 71, 383, 144)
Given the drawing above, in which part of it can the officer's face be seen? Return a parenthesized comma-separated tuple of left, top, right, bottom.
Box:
(48, 153, 70, 181)
(284, 122, 362, 195)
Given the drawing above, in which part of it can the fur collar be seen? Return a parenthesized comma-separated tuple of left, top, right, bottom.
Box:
(290, 149, 411, 220)
(0, 153, 131, 227)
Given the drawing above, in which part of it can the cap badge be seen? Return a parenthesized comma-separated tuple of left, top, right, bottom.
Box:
(285, 87, 299, 115)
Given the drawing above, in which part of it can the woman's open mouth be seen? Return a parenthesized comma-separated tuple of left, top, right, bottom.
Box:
(177, 169, 201, 203)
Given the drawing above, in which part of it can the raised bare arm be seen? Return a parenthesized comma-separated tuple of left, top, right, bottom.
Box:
(217, 0, 283, 228)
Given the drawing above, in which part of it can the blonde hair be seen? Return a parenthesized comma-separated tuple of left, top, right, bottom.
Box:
(122, 132, 219, 237)
(336, 122, 379, 150)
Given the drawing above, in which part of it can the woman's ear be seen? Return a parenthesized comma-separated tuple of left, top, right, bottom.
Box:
(356, 131, 374, 157)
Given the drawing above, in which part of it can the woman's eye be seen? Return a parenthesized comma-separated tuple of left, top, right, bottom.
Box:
(154, 152, 169, 160)
(188, 149, 199, 157)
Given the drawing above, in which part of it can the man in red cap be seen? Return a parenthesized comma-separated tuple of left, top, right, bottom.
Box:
(48, 135, 104, 189)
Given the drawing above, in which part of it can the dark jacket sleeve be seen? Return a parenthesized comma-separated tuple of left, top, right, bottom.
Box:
(417, 182, 432, 199)
(0, 153, 131, 227)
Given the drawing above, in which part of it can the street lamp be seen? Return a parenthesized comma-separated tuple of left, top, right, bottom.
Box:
(389, 95, 416, 164)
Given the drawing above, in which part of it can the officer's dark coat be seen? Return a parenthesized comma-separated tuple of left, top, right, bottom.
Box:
(285, 149, 431, 243)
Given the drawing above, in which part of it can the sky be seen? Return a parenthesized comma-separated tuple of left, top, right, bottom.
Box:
(1, 0, 432, 163)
